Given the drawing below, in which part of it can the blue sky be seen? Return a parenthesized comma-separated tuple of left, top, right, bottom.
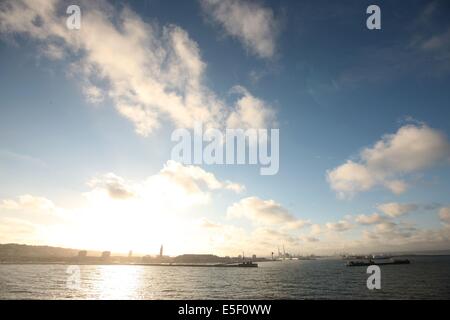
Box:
(0, 0, 450, 255)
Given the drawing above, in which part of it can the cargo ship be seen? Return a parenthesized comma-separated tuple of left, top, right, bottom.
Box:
(346, 257, 410, 267)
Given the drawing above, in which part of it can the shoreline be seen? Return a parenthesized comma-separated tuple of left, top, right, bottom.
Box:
(0, 261, 266, 267)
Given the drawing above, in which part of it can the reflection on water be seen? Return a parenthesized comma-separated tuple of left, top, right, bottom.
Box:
(1, 256, 450, 299)
(95, 266, 144, 299)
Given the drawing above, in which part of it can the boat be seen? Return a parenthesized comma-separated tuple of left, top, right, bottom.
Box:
(237, 261, 258, 267)
(346, 258, 410, 267)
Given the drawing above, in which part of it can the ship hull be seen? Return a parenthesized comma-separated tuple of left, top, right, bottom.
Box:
(347, 259, 410, 267)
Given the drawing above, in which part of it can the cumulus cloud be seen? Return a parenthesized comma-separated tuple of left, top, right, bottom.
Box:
(197, 217, 222, 229)
(227, 86, 276, 129)
(365, 221, 418, 242)
(200, 0, 279, 59)
(0, 195, 66, 239)
(0, 195, 56, 212)
(0, 217, 38, 243)
(196, 220, 316, 255)
(252, 228, 299, 246)
(85, 160, 244, 208)
(161, 160, 245, 193)
(355, 213, 386, 225)
(325, 219, 353, 232)
(198, 214, 450, 256)
(300, 235, 320, 243)
(82, 84, 104, 104)
(377, 202, 419, 218)
(0, 0, 276, 136)
(226, 196, 307, 229)
(327, 124, 450, 198)
(309, 224, 322, 236)
(87, 173, 135, 200)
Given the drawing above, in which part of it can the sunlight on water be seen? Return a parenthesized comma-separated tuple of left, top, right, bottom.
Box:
(95, 266, 143, 299)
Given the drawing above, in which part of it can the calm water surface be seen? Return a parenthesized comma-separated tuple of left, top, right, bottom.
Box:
(1, 256, 449, 299)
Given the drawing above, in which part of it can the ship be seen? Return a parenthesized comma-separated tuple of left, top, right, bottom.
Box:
(237, 261, 258, 267)
(346, 257, 410, 267)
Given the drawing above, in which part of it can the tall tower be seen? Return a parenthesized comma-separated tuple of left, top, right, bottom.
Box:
(159, 245, 163, 257)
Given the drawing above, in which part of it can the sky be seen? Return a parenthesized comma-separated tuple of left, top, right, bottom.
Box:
(0, 0, 450, 256)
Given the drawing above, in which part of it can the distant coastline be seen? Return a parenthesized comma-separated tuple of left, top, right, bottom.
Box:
(0, 243, 272, 265)
(1, 243, 449, 266)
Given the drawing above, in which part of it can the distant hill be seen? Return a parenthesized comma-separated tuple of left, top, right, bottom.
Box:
(0, 243, 101, 258)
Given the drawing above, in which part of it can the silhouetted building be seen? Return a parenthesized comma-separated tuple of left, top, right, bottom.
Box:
(101, 251, 111, 259)
(160, 245, 163, 257)
(252, 254, 257, 260)
(78, 250, 87, 258)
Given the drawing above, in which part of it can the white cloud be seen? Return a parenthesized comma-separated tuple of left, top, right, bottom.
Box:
(377, 202, 418, 218)
(160, 160, 245, 193)
(327, 161, 376, 197)
(0, 0, 276, 136)
(227, 86, 276, 129)
(82, 84, 104, 104)
(226, 196, 306, 229)
(300, 235, 319, 243)
(251, 228, 299, 246)
(327, 124, 450, 198)
(197, 217, 222, 229)
(85, 160, 244, 209)
(439, 207, 450, 224)
(325, 219, 353, 232)
(0, 217, 38, 243)
(0, 194, 56, 212)
(0, 195, 67, 241)
(367, 221, 418, 241)
(355, 213, 386, 225)
(309, 224, 322, 236)
(87, 173, 135, 200)
(41, 43, 65, 60)
(200, 0, 279, 59)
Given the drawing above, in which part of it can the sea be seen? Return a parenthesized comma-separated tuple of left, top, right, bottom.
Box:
(1, 255, 449, 299)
